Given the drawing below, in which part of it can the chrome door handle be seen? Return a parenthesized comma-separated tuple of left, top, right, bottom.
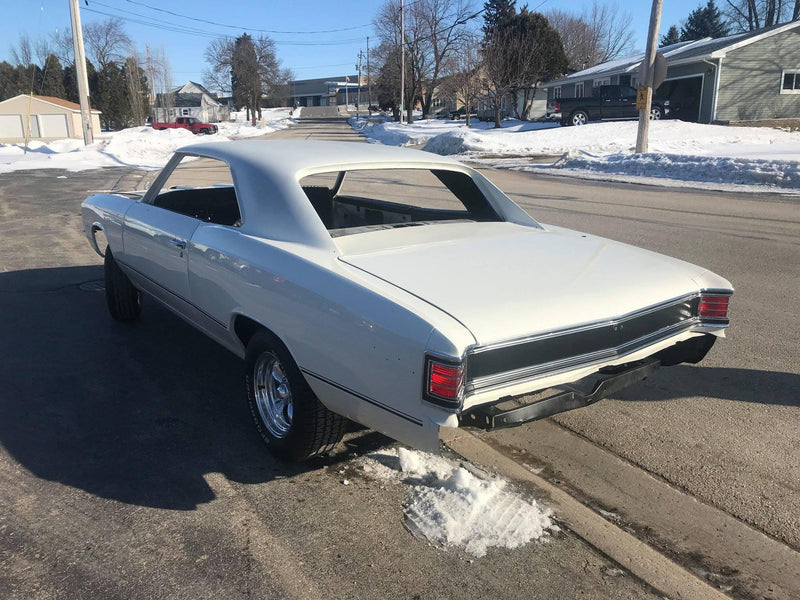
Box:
(169, 238, 186, 250)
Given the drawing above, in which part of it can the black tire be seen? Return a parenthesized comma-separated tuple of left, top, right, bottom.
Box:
(199, 128, 209, 135)
(650, 106, 664, 120)
(246, 330, 346, 461)
(104, 246, 141, 321)
(570, 110, 589, 126)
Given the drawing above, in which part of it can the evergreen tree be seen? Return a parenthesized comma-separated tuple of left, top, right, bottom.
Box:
(231, 34, 262, 120)
(483, 0, 517, 37)
(680, 0, 729, 41)
(660, 25, 681, 46)
(63, 60, 98, 105)
(96, 61, 131, 130)
(39, 54, 65, 98)
(0, 61, 21, 100)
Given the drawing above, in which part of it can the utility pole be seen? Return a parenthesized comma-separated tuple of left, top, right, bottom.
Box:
(635, 0, 664, 153)
(69, 0, 94, 145)
(356, 50, 363, 118)
(400, 0, 405, 124)
(367, 36, 372, 113)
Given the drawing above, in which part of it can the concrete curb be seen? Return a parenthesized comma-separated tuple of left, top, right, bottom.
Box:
(441, 428, 730, 600)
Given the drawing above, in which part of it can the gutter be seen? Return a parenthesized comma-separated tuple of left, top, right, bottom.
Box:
(702, 58, 722, 123)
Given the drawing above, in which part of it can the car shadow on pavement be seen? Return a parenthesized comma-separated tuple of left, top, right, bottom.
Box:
(614, 363, 800, 407)
(0, 266, 393, 511)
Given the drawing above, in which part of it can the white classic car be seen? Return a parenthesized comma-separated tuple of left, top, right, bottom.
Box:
(82, 141, 733, 461)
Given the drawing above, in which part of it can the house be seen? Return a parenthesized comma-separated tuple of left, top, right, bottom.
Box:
(0, 94, 101, 143)
(288, 76, 361, 107)
(154, 81, 228, 123)
(542, 21, 800, 123)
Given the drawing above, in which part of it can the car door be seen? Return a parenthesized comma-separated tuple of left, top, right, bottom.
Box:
(616, 85, 638, 118)
(122, 202, 199, 309)
(600, 85, 623, 118)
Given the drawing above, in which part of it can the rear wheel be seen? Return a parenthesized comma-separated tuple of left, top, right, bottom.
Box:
(570, 110, 589, 126)
(246, 331, 346, 461)
(104, 246, 141, 321)
(650, 106, 664, 120)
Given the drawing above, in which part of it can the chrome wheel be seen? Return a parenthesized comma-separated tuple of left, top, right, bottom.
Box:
(253, 353, 293, 439)
(571, 112, 587, 126)
(650, 107, 662, 120)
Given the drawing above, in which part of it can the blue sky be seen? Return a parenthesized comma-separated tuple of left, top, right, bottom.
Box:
(2, 0, 705, 89)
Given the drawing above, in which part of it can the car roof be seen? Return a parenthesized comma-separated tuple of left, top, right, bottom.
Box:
(176, 140, 460, 177)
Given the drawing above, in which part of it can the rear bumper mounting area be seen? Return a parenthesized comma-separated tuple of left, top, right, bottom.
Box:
(459, 358, 660, 431)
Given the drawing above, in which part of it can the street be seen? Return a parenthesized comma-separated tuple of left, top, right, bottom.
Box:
(1, 113, 798, 599)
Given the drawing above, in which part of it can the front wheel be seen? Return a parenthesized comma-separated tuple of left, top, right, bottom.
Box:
(104, 246, 141, 321)
(650, 106, 664, 120)
(246, 331, 346, 461)
(570, 110, 589, 126)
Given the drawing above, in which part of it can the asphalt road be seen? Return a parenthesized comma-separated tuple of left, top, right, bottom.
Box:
(1, 115, 798, 599)
(0, 167, 659, 596)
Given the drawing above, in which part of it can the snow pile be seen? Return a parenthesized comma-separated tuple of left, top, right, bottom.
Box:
(352, 116, 800, 191)
(0, 107, 296, 173)
(359, 446, 554, 557)
(550, 150, 800, 190)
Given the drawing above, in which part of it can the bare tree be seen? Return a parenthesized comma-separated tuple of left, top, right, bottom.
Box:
(374, 0, 474, 122)
(546, 2, 634, 70)
(50, 28, 75, 67)
(203, 37, 234, 94)
(124, 49, 149, 126)
(725, 0, 795, 30)
(10, 34, 34, 66)
(84, 18, 132, 70)
(439, 33, 485, 126)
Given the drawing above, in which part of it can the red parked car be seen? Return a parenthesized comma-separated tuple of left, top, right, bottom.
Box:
(151, 116, 218, 135)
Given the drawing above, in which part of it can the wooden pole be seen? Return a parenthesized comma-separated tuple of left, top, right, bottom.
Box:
(400, 0, 405, 124)
(635, 0, 663, 154)
(69, 0, 94, 145)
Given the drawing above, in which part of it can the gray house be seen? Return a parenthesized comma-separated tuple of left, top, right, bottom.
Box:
(542, 21, 800, 123)
(154, 81, 228, 123)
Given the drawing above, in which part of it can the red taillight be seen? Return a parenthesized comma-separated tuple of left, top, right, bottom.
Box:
(424, 357, 465, 409)
(699, 294, 730, 319)
(555, 102, 561, 111)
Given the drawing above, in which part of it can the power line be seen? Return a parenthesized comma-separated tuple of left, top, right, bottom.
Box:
(83, 6, 365, 45)
(120, 0, 372, 34)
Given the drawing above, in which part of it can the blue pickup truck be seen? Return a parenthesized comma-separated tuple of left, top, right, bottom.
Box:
(554, 85, 670, 126)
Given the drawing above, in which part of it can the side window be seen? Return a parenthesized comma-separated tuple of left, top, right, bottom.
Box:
(621, 86, 637, 98)
(781, 70, 800, 93)
(150, 156, 242, 227)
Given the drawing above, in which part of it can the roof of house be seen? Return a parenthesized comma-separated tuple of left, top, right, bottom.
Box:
(543, 20, 800, 87)
(0, 94, 100, 113)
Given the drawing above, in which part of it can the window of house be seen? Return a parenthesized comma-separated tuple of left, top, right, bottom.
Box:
(182, 108, 190, 116)
(575, 82, 584, 98)
(553, 86, 562, 99)
(593, 77, 611, 87)
(781, 70, 800, 94)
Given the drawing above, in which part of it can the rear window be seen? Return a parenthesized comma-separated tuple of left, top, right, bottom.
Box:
(299, 168, 500, 237)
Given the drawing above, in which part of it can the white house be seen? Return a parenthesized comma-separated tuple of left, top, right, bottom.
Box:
(0, 94, 102, 143)
(154, 81, 228, 123)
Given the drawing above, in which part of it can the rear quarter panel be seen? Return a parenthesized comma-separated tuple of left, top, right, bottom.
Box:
(188, 227, 471, 452)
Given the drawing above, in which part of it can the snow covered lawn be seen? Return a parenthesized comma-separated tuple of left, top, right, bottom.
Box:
(0, 107, 297, 174)
(352, 116, 800, 192)
(356, 446, 555, 557)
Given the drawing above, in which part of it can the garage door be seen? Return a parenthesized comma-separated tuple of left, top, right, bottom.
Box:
(657, 76, 703, 122)
(0, 114, 24, 139)
(39, 114, 69, 138)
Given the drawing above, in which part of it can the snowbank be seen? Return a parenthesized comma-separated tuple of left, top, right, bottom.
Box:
(0, 107, 296, 173)
(351, 117, 800, 192)
(358, 446, 555, 557)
